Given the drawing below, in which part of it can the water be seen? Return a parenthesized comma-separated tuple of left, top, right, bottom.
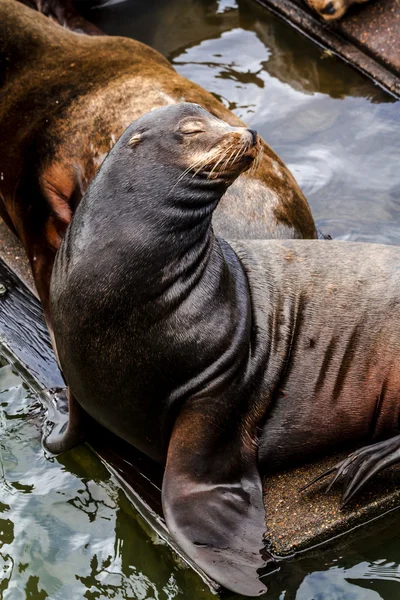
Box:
(5, 0, 400, 598)
(78, 0, 400, 244)
(0, 357, 211, 599)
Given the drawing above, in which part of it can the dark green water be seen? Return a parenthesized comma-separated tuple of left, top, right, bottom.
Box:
(0, 357, 213, 599)
(4, 0, 400, 598)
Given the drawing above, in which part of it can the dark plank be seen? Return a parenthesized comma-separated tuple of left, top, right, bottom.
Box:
(255, 0, 400, 98)
(0, 258, 64, 389)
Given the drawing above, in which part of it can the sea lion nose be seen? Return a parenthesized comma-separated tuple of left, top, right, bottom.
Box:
(247, 129, 258, 145)
(321, 1, 336, 15)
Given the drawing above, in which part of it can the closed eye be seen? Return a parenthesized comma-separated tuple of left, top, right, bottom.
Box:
(179, 119, 206, 135)
(183, 129, 205, 135)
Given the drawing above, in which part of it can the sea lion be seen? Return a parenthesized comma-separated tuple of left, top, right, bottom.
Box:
(18, 0, 103, 34)
(0, 0, 317, 328)
(50, 103, 400, 595)
(303, 0, 372, 21)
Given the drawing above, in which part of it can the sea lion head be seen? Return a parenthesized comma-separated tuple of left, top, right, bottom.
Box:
(122, 102, 262, 197)
(304, 0, 352, 20)
(77, 103, 262, 246)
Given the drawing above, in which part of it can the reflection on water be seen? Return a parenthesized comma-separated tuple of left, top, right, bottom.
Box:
(0, 359, 211, 599)
(78, 0, 400, 244)
(11, 0, 400, 598)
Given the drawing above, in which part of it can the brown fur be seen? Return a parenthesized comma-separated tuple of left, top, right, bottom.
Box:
(0, 0, 316, 322)
(304, 0, 372, 20)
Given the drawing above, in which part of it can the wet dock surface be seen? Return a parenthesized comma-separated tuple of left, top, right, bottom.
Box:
(256, 0, 400, 97)
(336, 0, 400, 75)
(264, 451, 400, 556)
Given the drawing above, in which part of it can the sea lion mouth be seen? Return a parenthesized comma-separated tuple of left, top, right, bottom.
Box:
(304, 0, 345, 20)
(186, 128, 263, 181)
(209, 131, 262, 179)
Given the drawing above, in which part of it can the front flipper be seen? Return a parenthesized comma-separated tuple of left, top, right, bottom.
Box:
(41, 387, 86, 454)
(302, 434, 400, 506)
(162, 399, 275, 597)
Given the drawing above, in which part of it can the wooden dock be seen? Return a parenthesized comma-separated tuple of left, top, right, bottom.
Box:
(255, 0, 400, 98)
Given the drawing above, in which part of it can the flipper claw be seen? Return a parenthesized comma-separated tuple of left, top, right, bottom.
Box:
(299, 464, 337, 492)
(301, 435, 400, 506)
(40, 387, 86, 454)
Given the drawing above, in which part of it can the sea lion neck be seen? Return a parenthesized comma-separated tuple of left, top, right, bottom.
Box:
(73, 107, 238, 264)
(79, 143, 222, 250)
(64, 119, 233, 308)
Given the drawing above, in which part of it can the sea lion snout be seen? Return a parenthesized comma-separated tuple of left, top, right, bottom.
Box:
(142, 103, 262, 180)
(303, 0, 371, 20)
(241, 128, 262, 159)
(182, 118, 262, 179)
(321, 1, 336, 14)
(248, 128, 258, 146)
(304, 0, 347, 20)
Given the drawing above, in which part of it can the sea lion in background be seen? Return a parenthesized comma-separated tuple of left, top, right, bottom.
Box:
(0, 0, 317, 328)
(304, 0, 372, 21)
(50, 103, 400, 595)
(18, 0, 103, 34)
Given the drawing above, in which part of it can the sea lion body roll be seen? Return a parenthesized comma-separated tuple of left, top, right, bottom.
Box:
(0, 0, 317, 325)
(231, 238, 400, 467)
(50, 103, 400, 595)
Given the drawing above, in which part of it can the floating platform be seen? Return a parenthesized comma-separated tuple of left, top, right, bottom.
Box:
(255, 0, 400, 98)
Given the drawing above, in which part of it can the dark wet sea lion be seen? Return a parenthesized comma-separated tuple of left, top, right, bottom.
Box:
(0, 0, 317, 327)
(50, 103, 400, 595)
(304, 0, 372, 21)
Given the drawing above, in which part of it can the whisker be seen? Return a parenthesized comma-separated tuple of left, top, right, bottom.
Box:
(228, 143, 244, 167)
(193, 152, 219, 177)
(194, 145, 232, 177)
(207, 146, 234, 179)
(170, 153, 214, 192)
(249, 146, 263, 175)
(221, 145, 238, 171)
(170, 135, 260, 193)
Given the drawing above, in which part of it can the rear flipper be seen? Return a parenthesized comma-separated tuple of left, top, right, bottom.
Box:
(41, 387, 86, 454)
(17, 0, 103, 35)
(302, 435, 400, 506)
(162, 398, 275, 597)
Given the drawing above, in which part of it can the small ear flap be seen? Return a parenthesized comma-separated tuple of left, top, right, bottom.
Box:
(128, 134, 142, 147)
(162, 398, 274, 597)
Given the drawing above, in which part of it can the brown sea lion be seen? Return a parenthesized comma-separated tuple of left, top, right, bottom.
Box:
(50, 103, 400, 595)
(304, 0, 372, 21)
(0, 0, 317, 329)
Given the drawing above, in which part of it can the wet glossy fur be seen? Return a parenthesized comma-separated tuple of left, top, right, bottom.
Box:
(50, 104, 400, 596)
